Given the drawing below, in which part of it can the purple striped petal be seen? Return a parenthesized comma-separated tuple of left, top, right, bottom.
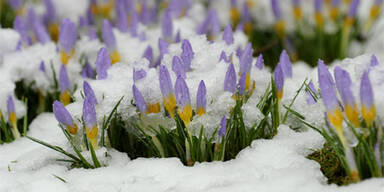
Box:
(143, 46, 154, 68)
(271, 0, 282, 19)
(102, 19, 117, 50)
(59, 19, 77, 54)
(172, 56, 186, 79)
(59, 64, 70, 93)
(175, 75, 191, 109)
(360, 71, 374, 108)
(240, 43, 253, 76)
(132, 84, 147, 113)
(82, 61, 95, 79)
(242, 3, 251, 22)
(314, 0, 323, 12)
(279, 50, 292, 78)
(33, 18, 51, 44)
(348, 0, 359, 18)
(238, 72, 246, 95)
(318, 59, 338, 111)
(130, 11, 139, 37)
(224, 63, 237, 93)
(83, 81, 98, 105)
(196, 80, 206, 112)
(162, 9, 173, 40)
(96, 48, 111, 80)
(334, 66, 355, 106)
(116, 0, 128, 33)
(274, 63, 284, 92)
(83, 97, 97, 128)
(159, 38, 169, 55)
(7, 95, 15, 114)
(181, 39, 194, 71)
(223, 24, 234, 45)
(218, 115, 227, 137)
(14, 16, 32, 46)
(159, 65, 174, 97)
(53, 100, 74, 126)
(43, 0, 56, 25)
(255, 54, 263, 70)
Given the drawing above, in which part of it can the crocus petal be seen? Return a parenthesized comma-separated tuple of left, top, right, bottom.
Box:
(172, 56, 186, 79)
(223, 24, 234, 45)
(279, 50, 292, 78)
(175, 75, 191, 109)
(348, 0, 359, 18)
(143, 46, 154, 68)
(181, 39, 194, 71)
(7, 95, 15, 114)
(53, 100, 74, 126)
(224, 63, 237, 93)
(132, 84, 147, 113)
(102, 19, 117, 50)
(83, 97, 97, 128)
(196, 80, 206, 116)
(83, 81, 98, 105)
(159, 65, 174, 97)
(116, 0, 128, 32)
(96, 47, 111, 80)
(255, 54, 263, 70)
(162, 9, 173, 40)
(239, 43, 253, 76)
(133, 68, 147, 82)
(59, 64, 70, 92)
(218, 115, 227, 137)
(58, 19, 77, 54)
(318, 59, 338, 111)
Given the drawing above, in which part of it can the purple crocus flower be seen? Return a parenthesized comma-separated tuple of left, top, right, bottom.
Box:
(196, 80, 206, 116)
(26, 8, 37, 30)
(83, 97, 97, 129)
(306, 81, 317, 105)
(236, 47, 243, 59)
(78, 16, 88, 27)
(116, 0, 128, 33)
(175, 30, 181, 43)
(124, 0, 134, 14)
(271, 0, 282, 19)
(159, 65, 174, 97)
(219, 51, 230, 63)
(132, 84, 147, 113)
(82, 61, 95, 79)
(39, 61, 46, 73)
(314, 0, 323, 12)
(224, 63, 237, 93)
(143, 46, 154, 67)
(218, 115, 227, 137)
(175, 75, 192, 125)
(7, 95, 15, 114)
(102, 19, 117, 51)
(181, 39, 194, 71)
(223, 24, 234, 45)
(43, 0, 57, 25)
(33, 19, 51, 44)
(96, 47, 111, 80)
(360, 71, 375, 125)
(83, 81, 98, 105)
(318, 59, 338, 112)
(255, 54, 264, 70)
(159, 38, 169, 55)
(172, 56, 186, 79)
(240, 43, 253, 76)
(348, 0, 359, 18)
(371, 54, 379, 67)
(196, 9, 220, 36)
(88, 27, 97, 40)
(242, 3, 251, 22)
(130, 11, 139, 37)
(14, 16, 32, 46)
(274, 63, 284, 100)
(53, 100, 74, 127)
(279, 50, 292, 78)
(334, 67, 360, 126)
(58, 19, 77, 54)
(162, 9, 173, 40)
(59, 64, 70, 93)
(133, 68, 147, 82)
(238, 72, 246, 95)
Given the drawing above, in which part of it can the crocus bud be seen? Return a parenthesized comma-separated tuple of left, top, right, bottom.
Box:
(159, 65, 177, 117)
(83, 97, 98, 149)
(175, 76, 192, 126)
(360, 71, 376, 126)
(96, 47, 111, 80)
(181, 39, 194, 71)
(224, 63, 237, 93)
(53, 100, 78, 134)
(58, 19, 77, 65)
(196, 80, 207, 116)
(59, 64, 71, 105)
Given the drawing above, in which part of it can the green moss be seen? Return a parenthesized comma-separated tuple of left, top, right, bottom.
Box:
(308, 144, 355, 185)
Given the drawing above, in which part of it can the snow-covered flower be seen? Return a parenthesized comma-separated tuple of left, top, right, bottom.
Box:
(53, 100, 78, 135)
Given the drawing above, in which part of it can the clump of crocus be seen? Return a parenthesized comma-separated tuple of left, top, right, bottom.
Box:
(175, 76, 192, 126)
(102, 19, 121, 64)
(53, 100, 78, 135)
(181, 39, 194, 71)
(159, 65, 177, 118)
(58, 19, 77, 65)
(83, 97, 98, 150)
(271, 0, 285, 37)
(360, 71, 376, 127)
(96, 47, 111, 80)
(7, 96, 20, 139)
(196, 80, 206, 116)
(334, 66, 360, 127)
(59, 64, 71, 105)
